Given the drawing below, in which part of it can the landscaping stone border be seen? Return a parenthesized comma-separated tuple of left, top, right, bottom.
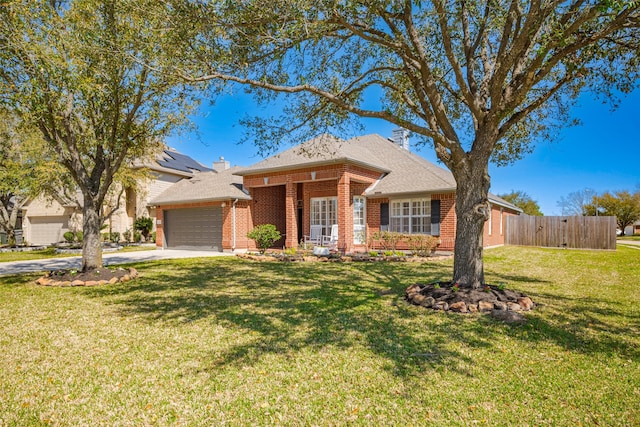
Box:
(405, 282, 534, 323)
(0, 246, 47, 253)
(35, 267, 139, 287)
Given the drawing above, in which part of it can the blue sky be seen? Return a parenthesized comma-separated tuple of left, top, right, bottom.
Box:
(167, 89, 640, 216)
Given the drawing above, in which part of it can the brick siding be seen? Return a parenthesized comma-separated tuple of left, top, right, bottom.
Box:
(156, 165, 520, 253)
(483, 203, 518, 247)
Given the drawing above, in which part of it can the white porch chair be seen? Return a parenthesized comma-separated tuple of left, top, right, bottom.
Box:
(304, 224, 323, 246)
(322, 224, 338, 250)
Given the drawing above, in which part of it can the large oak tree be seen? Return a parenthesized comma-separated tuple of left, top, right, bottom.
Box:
(1, 0, 197, 270)
(166, 0, 639, 288)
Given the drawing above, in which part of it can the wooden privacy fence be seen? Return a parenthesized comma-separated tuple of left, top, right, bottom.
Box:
(506, 215, 617, 250)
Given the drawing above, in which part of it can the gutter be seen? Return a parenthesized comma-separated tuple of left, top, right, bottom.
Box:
(364, 174, 386, 195)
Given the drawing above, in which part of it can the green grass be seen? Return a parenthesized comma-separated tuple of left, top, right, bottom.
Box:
(1, 246, 638, 425)
(618, 235, 640, 241)
(0, 245, 155, 263)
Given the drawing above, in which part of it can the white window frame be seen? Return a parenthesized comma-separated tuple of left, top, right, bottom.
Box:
(488, 203, 493, 235)
(389, 197, 432, 234)
(353, 196, 366, 244)
(310, 197, 337, 237)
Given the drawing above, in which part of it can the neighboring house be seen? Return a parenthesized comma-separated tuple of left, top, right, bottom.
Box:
(151, 132, 522, 253)
(21, 148, 212, 246)
(625, 221, 640, 236)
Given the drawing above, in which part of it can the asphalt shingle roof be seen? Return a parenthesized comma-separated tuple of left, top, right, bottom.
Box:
(236, 133, 457, 196)
(150, 166, 250, 205)
(235, 134, 390, 175)
(150, 134, 521, 212)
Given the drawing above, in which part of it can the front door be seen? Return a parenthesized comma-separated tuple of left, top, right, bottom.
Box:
(310, 197, 337, 237)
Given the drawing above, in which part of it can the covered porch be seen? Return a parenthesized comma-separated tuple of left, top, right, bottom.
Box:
(241, 164, 381, 253)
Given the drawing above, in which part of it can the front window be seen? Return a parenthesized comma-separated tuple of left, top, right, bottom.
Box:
(390, 198, 431, 234)
(353, 196, 366, 244)
(310, 197, 337, 237)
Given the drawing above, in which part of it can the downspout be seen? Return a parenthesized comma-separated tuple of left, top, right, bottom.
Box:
(232, 199, 238, 252)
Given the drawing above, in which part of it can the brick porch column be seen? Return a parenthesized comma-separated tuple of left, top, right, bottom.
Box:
(337, 170, 351, 253)
(285, 178, 298, 248)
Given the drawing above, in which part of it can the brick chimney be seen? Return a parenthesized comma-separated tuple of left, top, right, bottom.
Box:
(391, 128, 410, 150)
(213, 156, 230, 172)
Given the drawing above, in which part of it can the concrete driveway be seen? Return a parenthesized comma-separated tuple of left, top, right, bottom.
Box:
(0, 249, 234, 276)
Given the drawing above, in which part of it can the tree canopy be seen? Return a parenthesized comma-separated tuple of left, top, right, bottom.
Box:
(587, 190, 640, 233)
(498, 191, 543, 216)
(0, 0, 197, 269)
(165, 0, 640, 288)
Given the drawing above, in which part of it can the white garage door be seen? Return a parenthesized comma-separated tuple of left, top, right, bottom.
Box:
(29, 216, 70, 245)
(164, 207, 223, 250)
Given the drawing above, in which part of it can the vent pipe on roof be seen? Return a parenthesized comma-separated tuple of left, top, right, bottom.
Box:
(213, 156, 230, 172)
(391, 128, 410, 150)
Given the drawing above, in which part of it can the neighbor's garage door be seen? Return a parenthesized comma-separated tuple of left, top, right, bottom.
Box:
(164, 207, 222, 250)
(29, 216, 69, 245)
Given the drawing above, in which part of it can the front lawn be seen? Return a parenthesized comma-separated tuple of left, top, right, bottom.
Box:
(1, 247, 638, 425)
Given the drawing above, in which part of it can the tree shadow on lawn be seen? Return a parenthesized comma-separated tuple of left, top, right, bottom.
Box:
(522, 291, 640, 360)
(83, 258, 638, 377)
(0, 273, 40, 288)
(482, 266, 640, 361)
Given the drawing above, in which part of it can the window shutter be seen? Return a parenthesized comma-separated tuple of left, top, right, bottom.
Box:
(380, 203, 389, 230)
(431, 199, 441, 235)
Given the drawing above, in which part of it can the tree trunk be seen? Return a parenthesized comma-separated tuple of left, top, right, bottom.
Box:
(0, 199, 20, 246)
(81, 201, 103, 272)
(451, 160, 491, 290)
(5, 225, 16, 246)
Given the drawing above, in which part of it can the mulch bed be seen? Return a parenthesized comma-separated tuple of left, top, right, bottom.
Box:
(35, 267, 139, 287)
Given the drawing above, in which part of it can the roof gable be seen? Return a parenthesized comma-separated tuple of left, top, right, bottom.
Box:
(235, 134, 390, 176)
(236, 133, 456, 194)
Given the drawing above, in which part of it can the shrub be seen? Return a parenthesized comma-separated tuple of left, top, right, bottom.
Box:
(110, 232, 121, 243)
(63, 231, 75, 243)
(369, 231, 403, 251)
(122, 229, 131, 243)
(134, 217, 154, 241)
(407, 234, 439, 257)
(76, 231, 83, 242)
(133, 231, 142, 243)
(151, 231, 156, 243)
(101, 232, 110, 242)
(247, 224, 281, 253)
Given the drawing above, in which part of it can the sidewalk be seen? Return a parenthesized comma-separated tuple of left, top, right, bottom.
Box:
(0, 249, 234, 276)
(617, 239, 640, 249)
